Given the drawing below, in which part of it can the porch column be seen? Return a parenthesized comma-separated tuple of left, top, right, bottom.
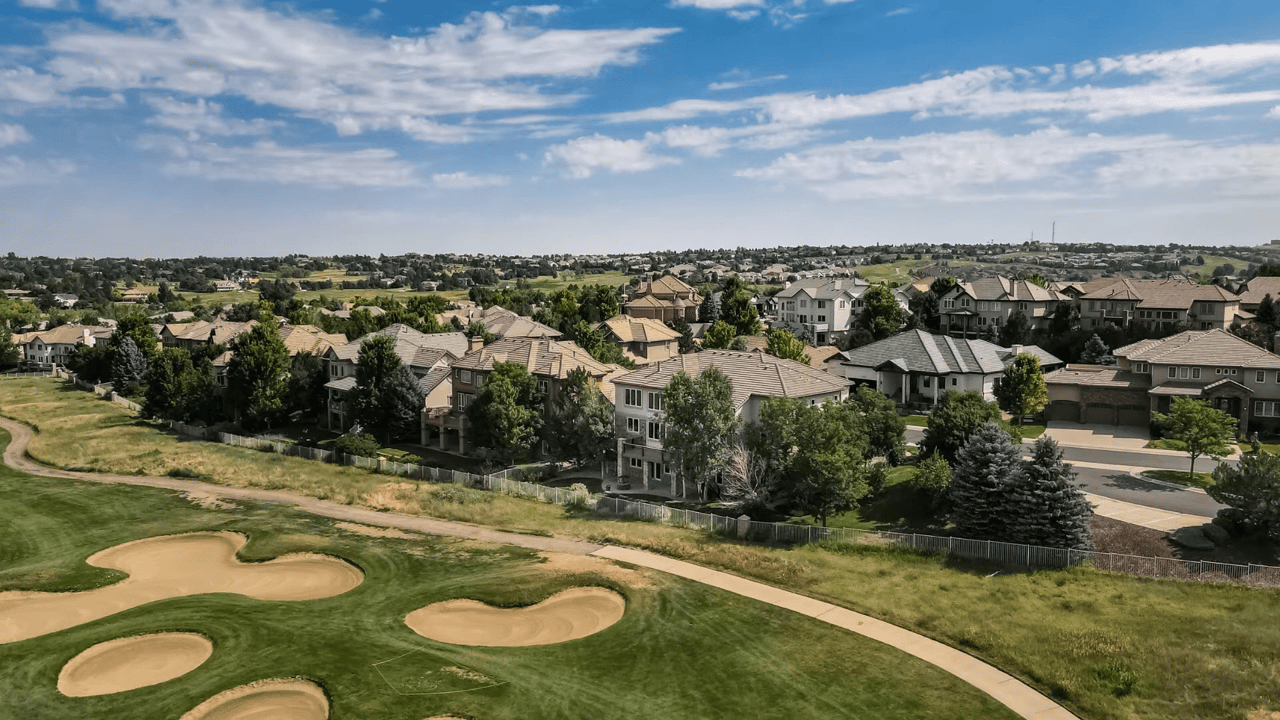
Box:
(458, 423, 466, 455)
(932, 376, 939, 404)
(439, 414, 446, 450)
(616, 438, 624, 480)
(642, 459, 649, 491)
(901, 374, 908, 405)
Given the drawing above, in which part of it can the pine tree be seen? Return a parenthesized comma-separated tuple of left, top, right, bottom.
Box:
(1010, 437, 1093, 549)
(699, 292, 721, 324)
(948, 422, 1022, 540)
(110, 336, 147, 396)
(0, 324, 20, 368)
(1257, 294, 1277, 331)
(998, 310, 1032, 346)
(350, 334, 403, 435)
(1079, 333, 1114, 365)
(669, 317, 697, 354)
(384, 365, 426, 441)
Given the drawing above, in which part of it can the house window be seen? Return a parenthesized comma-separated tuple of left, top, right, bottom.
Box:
(475, 373, 484, 387)
(1194, 368, 1201, 379)
(538, 380, 550, 395)
(647, 421, 662, 441)
(977, 301, 988, 311)
(459, 370, 472, 384)
(627, 417, 641, 434)
(625, 388, 642, 406)
(951, 377, 957, 386)
(817, 300, 826, 309)
(629, 457, 643, 469)
(1135, 362, 1149, 374)
(1019, 302, 1028, 310)
(839, 300, 847, 309)
(943, 299, 955, 309)
(330, 365, 338, 377)
(1168, 366, 1176, 379)
(922, 377, 931, 388)
(960, 298, 971, 307)
(977, 317, 987, 326)
(1179, 367, 1189, 379)
(1258, 371, 1266, 383)
(458, 392, 473, 409)
(1256, 401, 1280, 417)
(800, 299, 808, 308)
(800, 314, 808, 323)
(818, 315, 826, 322)
(648, 392, 664, 411)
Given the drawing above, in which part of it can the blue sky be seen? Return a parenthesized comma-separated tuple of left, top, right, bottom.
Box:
(2, 0, 1279, 257)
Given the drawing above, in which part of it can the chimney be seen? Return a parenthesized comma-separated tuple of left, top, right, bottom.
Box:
(468, 335, 485, 353)
(1012, 344, 1024, 356)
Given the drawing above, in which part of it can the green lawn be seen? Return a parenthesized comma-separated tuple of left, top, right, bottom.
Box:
(1140, 469, 1215, 490)
(0, 432, 1017, 720)
(1146, 438, 1186, 451)
(7, 377, 1280, 720)
(903, 415, 928, 427)
(1239, 442, 1280, 455)
(1014, 423, 1047, 439)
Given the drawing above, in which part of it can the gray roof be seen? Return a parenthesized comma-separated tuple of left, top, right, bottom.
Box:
(325, 376, 357, 392)
(834, 329, 1059, 375)
(773, 277, 869, 300)
(418, 367, 451, 395)
(329, 325, 468, 366)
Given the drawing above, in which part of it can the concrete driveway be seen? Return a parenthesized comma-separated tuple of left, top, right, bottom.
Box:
(1042, 422, 1153, 450)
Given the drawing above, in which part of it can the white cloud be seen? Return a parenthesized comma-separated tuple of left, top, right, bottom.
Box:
(544, 133, 679, 178)
(9, 0, 676, 141)
(671, 0, 765, 8)
(885, 7, 913, 15)
(141, 136, 421, 188)
(144, 96, 280, 138)
(727, 10, 760, 20)
(0, 124, 32, 147)
(708, 73, 787, 91)
(0, 156, 74, 186)
(18, 0, 78, 9)
(738, 126, 1280, 202)
(361, 8, 383, 21)
(506, 5, 561, 17)
(432, 171, 511, 189)
(1268, 105, 1280, 118)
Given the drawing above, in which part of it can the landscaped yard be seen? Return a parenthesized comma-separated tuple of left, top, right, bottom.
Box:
(5, 376, 1280, 719)
(1140, 469, 1215, 490)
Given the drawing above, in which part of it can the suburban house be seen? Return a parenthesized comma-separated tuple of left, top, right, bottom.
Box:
(436, 337, 615, 453)
(596, 315, 681, 366)
(1235, 276, 1280, 313)
(318, 305, 387, 320)
(1044, 328, 1280, 434)
(322, 324, 471, 432)
(212, 280, 241, 292)
(938, 277, 1072, 338)
(463, 306, 562, 340)
(210, 324, 348, 389)
(52, 294, 79, 308)
(16, 324, 113, 368)
(612, 349, 849, 496)
(161, 320, 257, 351)
(625, 276, 702, 323)
(827, 329, 1063, 407)
(119, 289, 150, 303)
(769, 277, 869, 345)
(1074, 277, 1248, 331)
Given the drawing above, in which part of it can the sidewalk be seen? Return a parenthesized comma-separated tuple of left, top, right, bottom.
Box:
(1084, 492, 1212, 532)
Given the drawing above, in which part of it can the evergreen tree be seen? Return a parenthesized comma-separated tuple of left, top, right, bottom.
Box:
(466, 361, 541, 463)
(1079, 333, 1114, 365)
(544, 367, 615, 467)
(1256, 294, 1277, 330)
(110, 336, 147, 396)
(143, 347, 203, 421)
(998, 310, 1032, 346)
(384, 365, 426, 441)
(663, 368, 740, 499)
(287, 351, 327, 418)
(765, 328, 808, 364)
(993, 353, 1048, 425)
(920, 390, 1004, 462)
(350, 334, 402, 436)
(669, 317, 697, 354)
(720, 276, 761, 336)
(699, 292, 721, 324)
(226, 316, 291, 429)
(1210, 451, 1280, 541)
(701, 320, 737, 350)
(1011, 437, 1093, 549)
(1048, 301, 1081, 336)
(0, 324, 20, 368)
(948, 422, 1022, 541)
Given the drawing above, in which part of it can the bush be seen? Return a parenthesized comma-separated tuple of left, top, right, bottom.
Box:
(334, 433, 379, 459)
(566, 482, 590, 509)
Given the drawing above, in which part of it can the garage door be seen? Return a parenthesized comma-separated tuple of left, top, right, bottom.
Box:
(1083, 402, 1115, 425)
(1045, 401, 1080, 423)
(1117, 404, 1148, 427)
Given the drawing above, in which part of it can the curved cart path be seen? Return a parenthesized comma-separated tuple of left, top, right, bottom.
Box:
(0, 416, 1077, 720)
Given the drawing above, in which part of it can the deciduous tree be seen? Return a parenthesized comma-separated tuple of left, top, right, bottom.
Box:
(384, 365, 426, 441)
(920, 390, 1004, 463)
(858, 285, 907, 340)
(226, 316, 290, 430)
(993, 353, 1048, 425)
(765, 328, 808, 364)
(846, 385, 906, 463)
(350, 334, 402, 437)
(466, 361, 541, 464)
(701, 320, 737, 350)
(1153, 397, 1237, 478)
(544, 367, 615, 468)
(663, 368, 739, 499)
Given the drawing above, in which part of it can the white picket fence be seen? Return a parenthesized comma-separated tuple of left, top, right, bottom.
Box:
(23, 371, 1280, 588)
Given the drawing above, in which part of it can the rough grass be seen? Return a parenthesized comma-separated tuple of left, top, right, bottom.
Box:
(0, 435, 1017, 720)
(1141, 469, 1215, 490)
(6, 378, 1280, 719)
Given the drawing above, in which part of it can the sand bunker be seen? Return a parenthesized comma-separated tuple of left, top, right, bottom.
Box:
(0, 532, 363, 644)
(405, 587, 625, 647)
(58, 632, 213, 697)
(180, 678, 328, 720)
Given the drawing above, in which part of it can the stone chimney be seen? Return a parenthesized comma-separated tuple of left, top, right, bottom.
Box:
(468, 335, 485, 353)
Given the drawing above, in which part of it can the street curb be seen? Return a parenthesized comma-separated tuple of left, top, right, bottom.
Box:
(1127, 468, 1209, 495)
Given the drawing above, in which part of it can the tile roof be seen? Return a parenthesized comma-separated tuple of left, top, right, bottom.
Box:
(329, 324, 468, 366)
(613, 349, 849, 410)
(639, 275, 698, 297)
(952, 276, 1068, 303)
(452, 337, 613, 380)
(598, 315, 681, 344)
(1043, 365, 1148, 389)
(1114, 328, 1280, 368)
(1080, 277, 1241, 309)
(834, 329, 1059, 375)
(277, 325, 347, 356)
(418, 367, 452, 397)
(17, 324, 113, 346)
(773, 277, 868, 300)
(1237, 276, 1280, 306)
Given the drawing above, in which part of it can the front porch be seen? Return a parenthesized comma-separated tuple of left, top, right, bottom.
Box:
(875, 360, 945, 408)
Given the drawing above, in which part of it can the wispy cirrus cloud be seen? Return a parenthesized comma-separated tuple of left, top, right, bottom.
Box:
(0, 155, 74, 186)
(140, 135, 421, 188)
(0, 123, 32, 147)
(432, 171, 511, 189)
(544, 133, 679, 178)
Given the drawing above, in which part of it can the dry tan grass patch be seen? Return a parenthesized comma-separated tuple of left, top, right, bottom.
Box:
(1247, 711, 1280, 720)
(183, 491, 238, 511)
(334, 522, 422, 540)
(537, 551, 652, 589)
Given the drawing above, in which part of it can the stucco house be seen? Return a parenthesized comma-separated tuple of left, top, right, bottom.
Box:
(596, 315, 681, 366)
(769, 277, 870, 346)
(16, 324, 112, 368)
(625, 276, 701, 323)
(938, 277, 1072, 338)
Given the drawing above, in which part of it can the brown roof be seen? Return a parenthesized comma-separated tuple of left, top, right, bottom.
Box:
(329, 324, 468, 368)
(1114, 329, 1280, 369)
(277, 325, 347, 356)
(18, 324, 113, 346)
(953, 276, 1068, 303)
(598, 315, 681, 344)
(1080, 278, 1241, 309)
(452, 337, 613, 380)
(613, 349, 848, 410)
(1043, 365, 1149, 389)
(1237, 277, 1280, 307)
(639, 275, 698, 297)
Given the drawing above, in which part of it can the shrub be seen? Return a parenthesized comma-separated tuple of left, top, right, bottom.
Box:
(566, 482, 590, 509)
(334, 433, 379, 459)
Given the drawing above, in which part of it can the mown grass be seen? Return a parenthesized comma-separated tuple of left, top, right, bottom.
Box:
(1141, 469, 1215, 490)
(6, 378, 1280, 719)
(0, 430, 1017, 720)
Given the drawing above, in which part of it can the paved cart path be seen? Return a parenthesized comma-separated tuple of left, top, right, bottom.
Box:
(0, 416, 1077, 720)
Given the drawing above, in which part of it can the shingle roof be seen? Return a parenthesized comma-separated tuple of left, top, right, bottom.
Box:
(951, 276, 1069, 303)
(834, 329, 1058, 375)
(329, 324, 467, 367)
(613, 349, 848, 410)
(18, 324, 113, 346)
(1114, 328, 1280, 368)
(640, 275, 697, 296)
(1043, 365, 1148, 389)
(418, 367, 451, 397)
(598, 315, 681, 344)
(451, 337, 613, 379)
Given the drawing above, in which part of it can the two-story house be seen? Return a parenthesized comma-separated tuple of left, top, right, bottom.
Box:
(16, 324, 113, 368)
(611, 349, 849, 497)
(624, 276, 702, 324)
(1075, 278, 1248, 331)
(1234, 276, 1280, 314)
(769, 278, 869, 346)
(938, 277, 1071, 338)
(596, 315, 681, 366)
(1044, 329, 1280, 434)
(827, 329, 1062, 408)
(437, 337, 614, 454)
